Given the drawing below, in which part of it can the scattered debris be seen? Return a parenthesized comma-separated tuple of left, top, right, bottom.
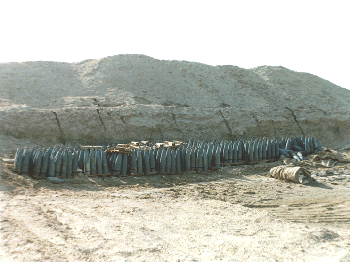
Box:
(47, 177, 66, 184)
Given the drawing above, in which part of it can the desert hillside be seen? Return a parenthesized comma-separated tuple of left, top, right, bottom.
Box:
(1, 54, 350, 147)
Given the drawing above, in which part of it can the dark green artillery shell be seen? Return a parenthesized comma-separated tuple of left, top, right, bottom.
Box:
(275, 140, 280, 159)
(14, 149, 24, 174)
(149, 150, 156, 173)
(305, 137, 310, 155)
(258, 141, 263, 161)
(215, 146, 220, 168)
(160, 149, 166, 174)
(78, 150, 84, 169)
(102, 151, 109, 174)
(156, 148, 162, 172)
(33, 151, 43, 177)
(253, 142, 259, 162)
(280, 137, 286, 149)
(228, 143, 233, 163)
(137, 150, 143, 174)
(197, 148, 203, 171)
(180, 147, 186, 170)
(238, 142, 243, 162)
(293, 145, 303, 152)
(223, 143, 229, 163)
(262, 140, 267, 160)
(41, 149, 51, 176)
(185, 148, 191, 171)
(48, 154, 56, 177)
(131, 150, 137, 174)
(203, 149, 208, 171)
(61, 150, 68, 178)
(73, 151, 79, 174)
(144, 150, 150, 176)
(176, 149, 182, 173)
(22, 148, 32, 174)
(55, 151, 63, 177)
(207, 145, 214, 167)
(233, 142, 238, 164)
(114, 153, 122, 175)
(279, 149, 289, 158)
(166, 150, 171, 173)
(309, 136, 314, 153)
(67, 150, 73, 178)
(190, 148, 196, 171)
(271, 140, 276, 159)
(83, 150, 90, 176)
(121, 153, 128, 176)
(292, 153, 300, 161)
(171, 150, 176, 175)
(90, 150, 97, 176)
(285, 138, 292, 150)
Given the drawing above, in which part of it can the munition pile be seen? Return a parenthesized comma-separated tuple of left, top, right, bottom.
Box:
(13, 136, 323, 180)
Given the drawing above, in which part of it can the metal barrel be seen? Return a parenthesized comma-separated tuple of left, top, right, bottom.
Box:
(90, 150, 97, 176)
(176, 149, 182, 173)
(55, 150, 62, 177)
(166, 150, 171, 173)
(144, 150, 150, 176)
(114, 153, 122, 176)
(102, 150, 109, 174)
(171, 150, 176, 175)
(149, 149, 156, 173)
(137, 150, 143, 174)
(131, 150, 137, 174)
(121, 153, 128, 176)
(196, 148, 203, 171)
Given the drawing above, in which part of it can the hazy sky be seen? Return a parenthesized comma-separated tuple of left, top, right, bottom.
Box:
(1, 0, 349, 89)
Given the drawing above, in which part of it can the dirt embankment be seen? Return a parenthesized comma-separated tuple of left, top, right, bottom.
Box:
(1, 55, 350, 147)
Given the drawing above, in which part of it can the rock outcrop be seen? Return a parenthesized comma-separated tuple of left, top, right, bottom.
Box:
(1, 54, 350, 147)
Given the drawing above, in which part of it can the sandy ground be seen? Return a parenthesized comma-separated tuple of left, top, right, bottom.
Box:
(1, 146, 350, 262)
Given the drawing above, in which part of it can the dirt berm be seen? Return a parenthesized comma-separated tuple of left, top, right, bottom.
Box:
(1, 54, 350, 147)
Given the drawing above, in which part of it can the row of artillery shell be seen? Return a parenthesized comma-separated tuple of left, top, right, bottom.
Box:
(13, 136, 322, 179)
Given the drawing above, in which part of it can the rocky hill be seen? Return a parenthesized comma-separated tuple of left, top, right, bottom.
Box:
(1, 54, 349, 147)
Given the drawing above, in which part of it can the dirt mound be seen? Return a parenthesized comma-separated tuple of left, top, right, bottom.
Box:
(1, 54, 350, 148)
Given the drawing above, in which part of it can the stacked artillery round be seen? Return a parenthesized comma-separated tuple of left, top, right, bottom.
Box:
(13, 136, 323, 180)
